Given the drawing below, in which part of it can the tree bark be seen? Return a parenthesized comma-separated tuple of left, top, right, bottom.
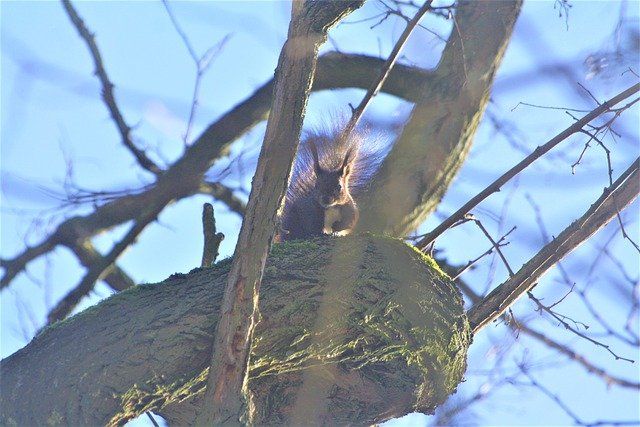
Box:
(358, 0, 523, 236)
(0, 236, 470, 427)
(198, 2, 365, 424)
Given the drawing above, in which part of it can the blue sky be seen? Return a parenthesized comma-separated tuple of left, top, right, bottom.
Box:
(1, 1, 639, 426)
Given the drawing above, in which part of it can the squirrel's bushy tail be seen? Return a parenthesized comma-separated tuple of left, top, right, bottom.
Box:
(286, 125, 384, 204)
(280, 123, 387, 240)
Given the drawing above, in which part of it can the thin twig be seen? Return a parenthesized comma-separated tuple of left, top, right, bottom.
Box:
(518, 366, 639, 426)
(468, 157, 640, 334)
(61, 0, 161, 175)
(468, 215, 516, 276)
(518, 322, 639, 390)
(525, 194, 639, 346)
(162, 0, 231, 144)
(458, 278, 639, 390)
(452, 223, 516, 281)
(528, 291, 635, 363)
(342, 0, 434, 140)
(417, 83, 640, 250)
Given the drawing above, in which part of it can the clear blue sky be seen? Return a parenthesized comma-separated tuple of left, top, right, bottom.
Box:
(1, 1, 638, 426)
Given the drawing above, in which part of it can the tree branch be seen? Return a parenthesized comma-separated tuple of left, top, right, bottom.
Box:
(201, 203, 224, 268)
(61, 0, 161, 175)
(196, 2, 364, 424)
(457, 277, 639, 391)
(0, 236, 468, 427)
(343, 0, 434, 138)
(468, 157, 640, 333)
(198, 181, 247, 216)
(516, 322, 640, 390)
(358, 0, 524, 236)
(71, 239, 135, 292)
(0, 52, 430, 292)
(47, 203, 164, 324)
(416, 83, 640, 250)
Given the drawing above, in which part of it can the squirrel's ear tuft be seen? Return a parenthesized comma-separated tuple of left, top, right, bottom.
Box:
(340, 146, 356, 176)
(308, 140, 322, 173)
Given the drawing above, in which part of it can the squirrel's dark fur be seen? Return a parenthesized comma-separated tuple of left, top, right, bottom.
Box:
(281, 126, 381, 241)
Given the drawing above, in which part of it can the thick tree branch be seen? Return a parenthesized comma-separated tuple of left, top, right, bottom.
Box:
(358, 0, 524, 236)
(196, 2, 364, 424)
(46, 203, 164, 324)
(0, 236, 468, 427)
(468, 157, 640, 333)
(0, 52, 430, 292)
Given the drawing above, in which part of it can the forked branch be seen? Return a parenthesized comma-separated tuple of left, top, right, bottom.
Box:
(468, 157, 640, 333)
(417, 83, 640, 250)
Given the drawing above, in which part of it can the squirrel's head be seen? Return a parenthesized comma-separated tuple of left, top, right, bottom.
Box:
(309, 141, 355, 207)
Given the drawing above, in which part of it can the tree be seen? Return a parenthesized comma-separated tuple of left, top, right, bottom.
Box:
(1, 1, 638, 426)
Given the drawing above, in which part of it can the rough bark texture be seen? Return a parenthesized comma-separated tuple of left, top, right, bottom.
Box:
(0, 236, 470, 426)
(357, 0, 523, 236)
(199, 2, 365, 424)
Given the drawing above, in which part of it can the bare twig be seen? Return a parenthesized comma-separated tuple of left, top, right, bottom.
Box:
(342, 0, 434, 140)
(61, 0, 161, 175)
(468, 215, 516, 276)
(458, 278, 639, 390)
(527, 291, 635, 363)
(519, 322, 639, 390)
(510, 101, 591, 113)
(518, 366, 639, 426)
(417, 83, 640, 250)
(162, 0, 231, 145)
(526, 194, 639, 346)
(468, 157, 640, 334)
(451, 224, 516, 281)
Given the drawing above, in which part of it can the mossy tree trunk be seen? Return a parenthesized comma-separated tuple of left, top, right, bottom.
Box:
(0, 237, 470, 426)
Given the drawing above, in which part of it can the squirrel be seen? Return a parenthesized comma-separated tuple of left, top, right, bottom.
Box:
(280, 126, 381, 241)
